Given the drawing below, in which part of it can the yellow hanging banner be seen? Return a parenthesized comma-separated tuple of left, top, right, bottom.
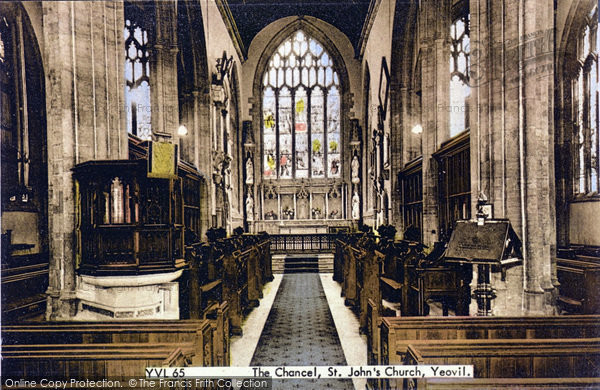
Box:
(148, 141, 177, 179)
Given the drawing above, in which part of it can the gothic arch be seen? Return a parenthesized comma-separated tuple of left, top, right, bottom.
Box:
(0, 1, 49, 319)
(252, 19, 350, 99)
(248, 18, 355, 227)
(251, 19, 353, 164)
(554, 0, 599, 246)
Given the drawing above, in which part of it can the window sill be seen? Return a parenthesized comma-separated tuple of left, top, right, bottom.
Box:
(570, 192, 600, 203)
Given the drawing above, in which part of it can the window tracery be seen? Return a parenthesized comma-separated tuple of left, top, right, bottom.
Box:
(124, 4, 152, 140)
(574, 13, 599, 194)
(449, 13, 470, 137)
(262, 30, 341, 179)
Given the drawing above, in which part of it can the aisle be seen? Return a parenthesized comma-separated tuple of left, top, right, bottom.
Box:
(250, 272, 353, 389)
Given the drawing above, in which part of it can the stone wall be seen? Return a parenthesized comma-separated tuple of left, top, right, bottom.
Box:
(41, 1, 127, 320)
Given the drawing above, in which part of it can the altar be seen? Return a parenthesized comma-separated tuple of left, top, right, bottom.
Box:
(253, 219, 351, 234)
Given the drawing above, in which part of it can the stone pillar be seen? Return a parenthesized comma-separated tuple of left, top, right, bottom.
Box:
(151, 0, 179, 138)
(389, 81, 403, 227)
(470, 0, 557, 314)
(194, 89, 213, 237)
(418, 0, 451, 247)
(42, 1, 126, 320)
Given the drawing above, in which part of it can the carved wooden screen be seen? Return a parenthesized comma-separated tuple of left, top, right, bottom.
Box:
(435, 132, 471, 241)
(262, 30, 341, 180)
(400, 158, 423, 242)
(181, 163, 202, 243)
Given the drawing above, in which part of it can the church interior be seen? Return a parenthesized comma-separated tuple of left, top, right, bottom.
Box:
(2, 0, 600, 388)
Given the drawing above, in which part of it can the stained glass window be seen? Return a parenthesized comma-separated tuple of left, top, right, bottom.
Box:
(262, 30, 341, 179)
(124, 5, 152, 140)
(449, 14, 470, 137)
(574, 15, 600, 194)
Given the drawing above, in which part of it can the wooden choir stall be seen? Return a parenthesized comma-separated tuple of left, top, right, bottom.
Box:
(334, 223, 600, 390)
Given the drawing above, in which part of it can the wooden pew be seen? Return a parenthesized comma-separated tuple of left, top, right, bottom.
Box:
(256, 236, 274, 284)
(333, 236, 344, 282)
(241, 245, 261, 308)
(400, 338, 600, 390)
(223, 248, 248, 335)
(1, 244, 49, 322)
(191, 234, 272, 336)
(557, 257, 600, 314)
(208, 301, 230, 366)
(417, 377, 600, 389)
(357, 245, 384, 334)
(341, 241, 360, 307)
(378, 315, 600, 367)
(407, 264, 462, 316)
(2, 320, 215, 366)
(380, 240, 412, 309)
(2, 342, 194, 380)
(184, 242, 224, 320)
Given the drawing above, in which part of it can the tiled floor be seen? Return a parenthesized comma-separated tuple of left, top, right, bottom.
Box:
(231, 272, 367, 390)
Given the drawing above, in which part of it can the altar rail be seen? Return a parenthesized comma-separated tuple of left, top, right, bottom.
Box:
(270, 234, 335, 254)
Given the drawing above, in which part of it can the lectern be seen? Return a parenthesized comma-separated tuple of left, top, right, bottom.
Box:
(445, 219, 522, 315)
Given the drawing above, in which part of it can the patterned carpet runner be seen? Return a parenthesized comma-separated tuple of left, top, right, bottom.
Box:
(250, 272, 353, 389)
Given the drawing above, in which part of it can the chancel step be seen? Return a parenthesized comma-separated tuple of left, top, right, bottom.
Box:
(284, 256, 319, 273)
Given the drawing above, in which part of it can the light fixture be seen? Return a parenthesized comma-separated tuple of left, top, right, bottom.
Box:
(178, 125, 188, 136)
(411, 124, 423, 134)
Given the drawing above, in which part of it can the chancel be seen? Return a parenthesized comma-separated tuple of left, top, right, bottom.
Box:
(1, 0, 600, 389)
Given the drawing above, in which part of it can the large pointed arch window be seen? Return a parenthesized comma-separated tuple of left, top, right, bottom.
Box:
(124, 2, 153, 140)
(449, 13, 470, 137)
(574, 13, 599, 194)
(262, 31, 341, 179)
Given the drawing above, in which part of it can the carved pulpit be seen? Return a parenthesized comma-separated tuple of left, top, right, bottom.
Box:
(72, 159, 186, 319)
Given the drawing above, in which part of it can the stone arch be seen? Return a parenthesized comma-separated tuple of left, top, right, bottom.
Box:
(252, 19, 351, 99)
(251, 18, 353, 166)
(0, 1, 49, 319)
(554, 0, 599, 246)
(248, 17, 356, 227)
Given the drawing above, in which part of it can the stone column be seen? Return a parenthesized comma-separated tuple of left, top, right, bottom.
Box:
(42, 1, 126, 320)
(470, 0, 557, 314)
(389, 81, 403, 227)
(151, 0, 179, 139)
(418, 0, 451, 247)
(193, 89, 213, 237)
